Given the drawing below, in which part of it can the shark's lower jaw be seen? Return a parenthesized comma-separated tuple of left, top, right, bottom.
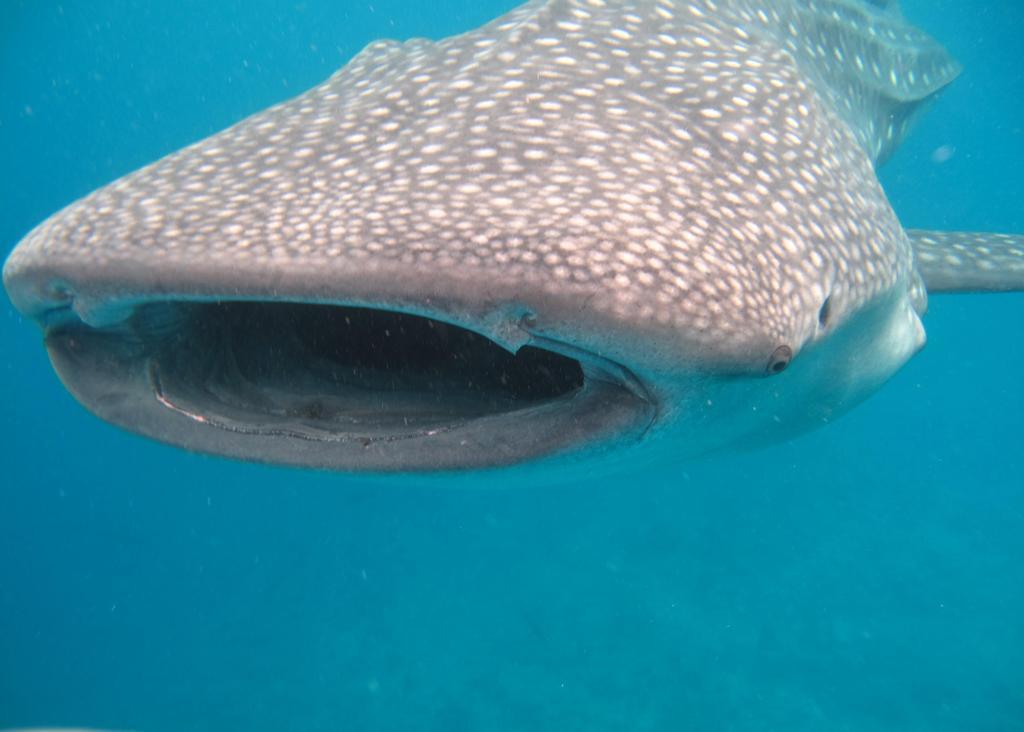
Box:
(42, 300, 654, 472)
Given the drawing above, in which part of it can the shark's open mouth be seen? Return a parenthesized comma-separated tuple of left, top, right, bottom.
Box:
(149, 302, 586, 434)
(42, 301, 653, 471)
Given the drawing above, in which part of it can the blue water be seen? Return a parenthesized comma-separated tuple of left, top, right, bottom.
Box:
(1, 1, 1022, 729)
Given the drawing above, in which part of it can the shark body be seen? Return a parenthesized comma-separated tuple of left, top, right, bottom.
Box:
(4, 0, 1023, 473)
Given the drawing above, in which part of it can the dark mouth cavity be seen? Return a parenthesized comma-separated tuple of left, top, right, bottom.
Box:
(137, 301, 585, 438)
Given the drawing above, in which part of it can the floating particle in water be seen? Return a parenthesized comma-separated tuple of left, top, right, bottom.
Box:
(931, 144, 957, 163)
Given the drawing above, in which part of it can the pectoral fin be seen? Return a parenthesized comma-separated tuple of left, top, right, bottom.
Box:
(908, 230, 1024, 293)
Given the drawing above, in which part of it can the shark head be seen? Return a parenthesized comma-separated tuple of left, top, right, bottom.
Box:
(4, 0, 1019, 474)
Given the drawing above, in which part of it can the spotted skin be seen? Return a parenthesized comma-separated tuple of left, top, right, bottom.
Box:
(3, 0, 957, 371)
(2, 0, 1020, 471)
(909, 231, 1024, 293)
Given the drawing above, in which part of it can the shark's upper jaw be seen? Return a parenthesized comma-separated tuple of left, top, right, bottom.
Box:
(40, 297, 655, 471)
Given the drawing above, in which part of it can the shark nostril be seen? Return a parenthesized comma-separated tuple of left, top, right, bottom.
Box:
(767, 345, 793, 374)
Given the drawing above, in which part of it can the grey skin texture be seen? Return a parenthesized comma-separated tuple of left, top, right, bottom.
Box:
(4, 0, 1023, 474)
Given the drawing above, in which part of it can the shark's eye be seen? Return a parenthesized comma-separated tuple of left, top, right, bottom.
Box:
(818, 295, 833, 328)
(767, 345, 793, 374)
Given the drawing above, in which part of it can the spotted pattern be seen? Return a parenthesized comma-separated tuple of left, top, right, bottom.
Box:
(910, 230, 1024, 293)
(3, 0, 959, 371)
(764, 0, 961, 163)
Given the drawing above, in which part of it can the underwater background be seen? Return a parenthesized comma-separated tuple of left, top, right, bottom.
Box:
(1, 0, 1022, 730)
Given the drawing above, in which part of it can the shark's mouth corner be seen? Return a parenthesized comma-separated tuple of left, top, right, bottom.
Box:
(42, 300, 653, 471)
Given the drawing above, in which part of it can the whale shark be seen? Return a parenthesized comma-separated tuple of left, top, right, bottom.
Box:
(4, 0, 1022, 474)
